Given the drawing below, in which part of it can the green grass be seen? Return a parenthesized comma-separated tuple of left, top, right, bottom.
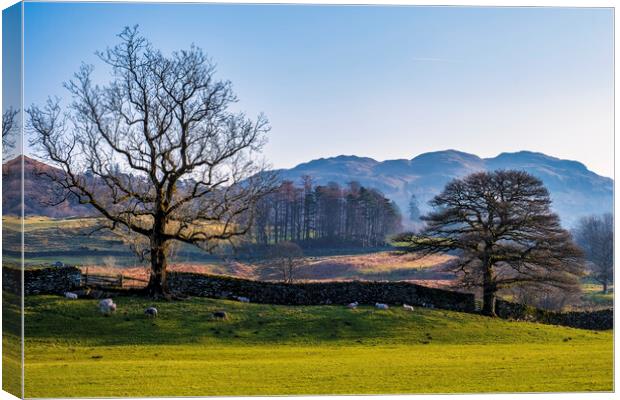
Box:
(19, 294, 613, 397)
(581, 283, 614, 308)
(3, 291, 22, 398)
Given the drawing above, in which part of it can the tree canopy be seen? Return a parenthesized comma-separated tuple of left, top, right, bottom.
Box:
(252, 180, 402, 247)
(397, 170, 584, 316)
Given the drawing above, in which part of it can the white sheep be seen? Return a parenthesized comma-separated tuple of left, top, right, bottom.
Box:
(403, 304, 414, 311)
(144, 307, 158, 317)
(347, 301, 359, 309)
(64, 292, 78, 300)
(235, 296, 250, 303)
(98, 298, 117, 315)
(375, 303, 389, 310)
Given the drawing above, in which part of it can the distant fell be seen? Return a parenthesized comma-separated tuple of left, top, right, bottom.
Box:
(274, 149, 613, 227)
(4, 150, 612, 227)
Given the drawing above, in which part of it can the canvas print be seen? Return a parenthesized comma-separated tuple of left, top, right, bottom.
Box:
(2, 2, 614, 398)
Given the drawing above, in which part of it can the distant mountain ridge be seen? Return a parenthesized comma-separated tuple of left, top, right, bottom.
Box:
(274, 150, 613, 227)
(2, 156, 92, 218)
(3, 150, 613, 227)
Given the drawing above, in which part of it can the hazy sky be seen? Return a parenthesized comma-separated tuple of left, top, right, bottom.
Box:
(23, 3, 614, 177)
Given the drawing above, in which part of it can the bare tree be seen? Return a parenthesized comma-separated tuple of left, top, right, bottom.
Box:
(574, 213, 613, 294)
(408, 193, 420, 221)
(397, 170, 584, 316)
(27, 26, 276, 298)
(508, 284, 580, 311)
(264, 241, 304, 283)
(2, 107, 18, 150)
(251, 179, 401, 247)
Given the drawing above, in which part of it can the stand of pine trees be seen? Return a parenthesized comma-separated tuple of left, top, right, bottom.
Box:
(252, 178, 402, 247)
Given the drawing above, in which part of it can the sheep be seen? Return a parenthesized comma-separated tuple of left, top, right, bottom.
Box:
(98, 298, 117, 315)
(144, 307, 158, 318)
(100, 298, 114, 307)
(235, 296, 250, 303)
(346, 301, 359, 309)
(213, 310, 228, 319)
(375, 303, 389, 310)
(64, 292, 78, 300)
(403, 304, 414, 312)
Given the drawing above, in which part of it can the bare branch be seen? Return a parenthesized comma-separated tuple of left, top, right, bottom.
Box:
(26, 26, 276, 296)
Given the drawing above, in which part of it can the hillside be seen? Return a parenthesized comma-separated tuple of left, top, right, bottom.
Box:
(2, 156, 91, 217)
(19, 294, 612, 397)
(275, 150, 613, 226)
(4, 150, 613, 226)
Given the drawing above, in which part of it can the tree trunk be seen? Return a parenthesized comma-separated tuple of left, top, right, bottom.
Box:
(602, 281, 608, 294)
(482, 285, 497, 317)
(146, 234, 169, 298)
(481, 255, 497, 317)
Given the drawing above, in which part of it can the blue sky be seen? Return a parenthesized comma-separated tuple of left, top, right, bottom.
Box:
(3, 3, 21, 137)
(22, 3, 614, 177)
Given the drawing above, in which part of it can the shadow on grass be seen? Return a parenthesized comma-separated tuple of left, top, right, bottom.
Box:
(23, 294, 457, 346)
(22, 293, 607, 348)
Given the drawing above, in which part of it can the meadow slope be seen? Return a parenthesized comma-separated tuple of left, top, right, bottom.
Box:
(19, 295, 613, 397)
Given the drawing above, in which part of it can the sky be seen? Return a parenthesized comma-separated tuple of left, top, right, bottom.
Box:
(21, 3, 614, 177)
(3, 3, 21, 151)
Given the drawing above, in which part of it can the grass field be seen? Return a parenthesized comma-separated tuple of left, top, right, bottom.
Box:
(18, 294, 612, 397)
(582, 283, 614, 308)
(2, 291, 22, 398)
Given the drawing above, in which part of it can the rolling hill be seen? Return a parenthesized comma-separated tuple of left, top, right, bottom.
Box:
(17, 294, 613, 397)
(2, 156, 92, 218)
(3, 150, 613, 227)
(274, 150, 613, 227)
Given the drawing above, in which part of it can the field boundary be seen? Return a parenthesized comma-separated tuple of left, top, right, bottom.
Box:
(5, 265, 613, 330)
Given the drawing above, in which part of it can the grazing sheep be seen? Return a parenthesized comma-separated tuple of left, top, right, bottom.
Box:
(346, 301, 359, 309)
(375, 303, 389, 310)
(144, 307, 158, 318)
(235, 296, 250, 303)
(100, 298, 114, 307)
(98, 298, 117, 315)
(213, 310, 228, 319)
(64, 292, 78, 300)
(403, 304, 414, 311)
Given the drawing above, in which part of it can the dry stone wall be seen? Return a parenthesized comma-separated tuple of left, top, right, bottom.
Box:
(3, 265, 81, 295)
(495, 299, 612, 330)
(167, 272, 476, 312)
(8, 266, 612, 330)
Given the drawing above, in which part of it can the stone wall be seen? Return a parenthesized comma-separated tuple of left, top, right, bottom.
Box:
(495, 299, 612, 331)
(3, 265, 82, 295)
(10, 267, 612, 331)
(167, 272, 476, 312)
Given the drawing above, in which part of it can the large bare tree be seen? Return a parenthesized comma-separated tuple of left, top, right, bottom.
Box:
(27, 27, 276, 297)
(574, 213, 613, 294)
(397, 170, 584, 316)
